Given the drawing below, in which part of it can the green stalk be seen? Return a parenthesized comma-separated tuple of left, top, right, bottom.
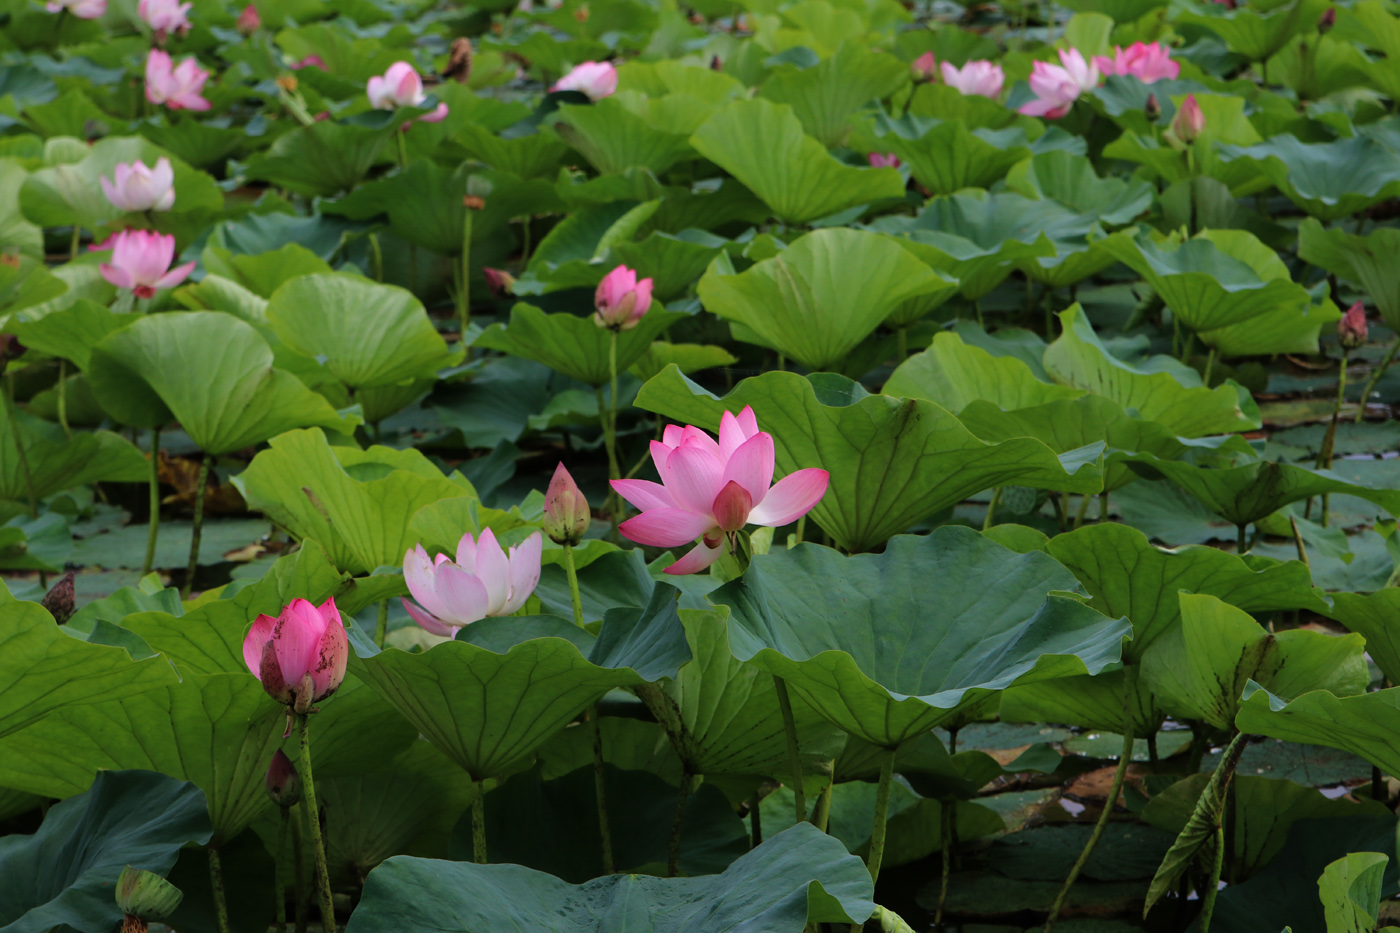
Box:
(1044, 669, 1138, 932)
(983, 488, 1000, 532)
(374, 600, 388, 647)
(182, 454, 210, 598)
(293, 811, 308, 933)
(70, 225, 81, 262)
(609, 330, 621, 518)
(519, 215, 532, 267)
(367, 233, 383, 283)
(1355, 339, 1400, 422)
(589, 706, 615, 874)
(811, 775, 832, 833)
(1236, 523, 1249, 555)
(563, 543, 585, 628)
(296, 714, 337, 933)
(1199, 823, 1226, 933)
(1202, 346, 1216, 387)
(864, 751, 897, 890)
(4, 375, 37, 519)
(596, 384, 622, 538)
(1073, 492, 1092, 530)
(208, 846, 231, 933)
(773, 676, 808, 823)
(1317, 350, 1348, 528)
(143, 426, 161, 577)
(935, 799, 953, 927)
(275, 808, 290, 933)
(748, 786, 763, 847)
(459, 198, 473, 345)
(470, 781, 487, 864)
(56, 359, 70, 439)
(896, 327, 908, 362)
(668, 772, 696, 878)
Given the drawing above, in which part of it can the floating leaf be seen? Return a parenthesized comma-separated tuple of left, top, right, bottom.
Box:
(1217, 134, 1400, 221)
(884, 331, 1084, 413)
(1004, 150, 1154, 226)
(476, 302, 687, 387)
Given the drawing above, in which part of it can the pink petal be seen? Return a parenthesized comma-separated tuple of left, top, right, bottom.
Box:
(721, 431, 775, 504)
(154, 261, 195, 291)
(432, 563, 492, 625)
(402, 597, 458, 637)
(99, 263, 134, 290)
(472, 527, 511, 614)
(660, 444, 725, 515)
(242, 614, 276, 677)
(663, 537, 726, 575)
(500, 532, 543, 616)
(311, 610, 348, 700)
(611, 478, 674, 512)
(717, 409, 749, 459)
(618, 507, 716, 548)
(273, 598, 324, 685)
(747, 468, 829, 526)
(455, 531, 478, 573)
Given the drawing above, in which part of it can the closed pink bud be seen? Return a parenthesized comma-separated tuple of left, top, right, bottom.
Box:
(552, 61, 618, 100)
(1318, 7, 1335, 32)
(868, 152, 900, 168)
(593, 264, 653, 331)
(236, 4, 260, 34)
(264, 749, 300, 807)
(94, 229, 195, 299)
(911, 51, 937, 82)
(1339, 301, 1368, 349)
(242, 597, 349, 711)
(1170, 93, 1205, 144)
(483, 267, 515, 296)
(544, 463, 590, 546)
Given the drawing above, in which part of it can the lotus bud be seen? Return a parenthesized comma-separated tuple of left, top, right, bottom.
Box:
(264, 748, 301, 807)
(40, 570, 76, 624)
(868, 152, 900, 168)
(544, 463, 590, 546)
(911, 51, 937, 83)
(593, 264, 653, 331)
(1145, 93, 1161, 121)
(1339, 301, 1368, 349)
(236, 4, 259, 35)
(1169, 93, 1205, 145)
(1318, 7, 1335, 32)
(483, 267, 515, 296)
(116, 866, 184, 926)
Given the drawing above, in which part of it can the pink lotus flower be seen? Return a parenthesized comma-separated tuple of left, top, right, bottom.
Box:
(941, 60, 1005, 98)
(367, 62, 449, 125)
(45, 0, 105, 18)
(1019, 49, 1099, 119)
(594, 264, 653, 331)
(1339, 301, 1368, 349)
(611, 407, 830, 575)
(1093, 42, 1179, 84)
(868, 152, 900, 168)
(553, 61, 617, 100)
(242, 597, 349, 713)
(145, 50, 211, 111)
(94, 229, 195, 298)
(544, 464, 590, 547)
(100, 158, 175, 213)
(911, 51, 937, 82)
(236, 4, 260, 35)
(401, 529, 543, 637)
(138, 0, 191, 39)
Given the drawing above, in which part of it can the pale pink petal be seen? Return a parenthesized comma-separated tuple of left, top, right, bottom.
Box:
(154, 261, 195, 290)
(499, 532, 542, 616)
(99, 263, 134, 290)
(611, 478, 675, 512)
(663, 537, 726, 575)
(405, 546, 456, 621)
(717, 409, 748, 459)
(472, 527, 511, 614)
(747, 469, 830, 527)
(242, 614, 276, 677)
(402, 597, 458, 637)
(455, 531, 478, 573)
(618, 508, 716, 548)
(661, 444, 725, 516)
(432, 563, 492, 625)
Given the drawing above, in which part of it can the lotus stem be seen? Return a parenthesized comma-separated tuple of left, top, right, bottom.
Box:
(668, 771, 696, 877)
(1073, 492, 1092, 530)
(1317, 350, 1349, 527)
(935, 800, 953, 926)
(519, 215, 532, 267)
(896, 327, 908, 362)
(983, 488, 1000, 532)
(773, 676, 808, 823)
(275, 807, 290, 933)
(1236, 523, 1249, 555)
(208, 845, 231, 933)
(1202, 347, 1216, 387)
(470, 780, 487, 864)
(70, 225, 81, 262)
(56, 359, 69, 439)
(1044, 671, 1138, 931)
(1290, 516, 1309, 568)
(596, 384, 622, 539)
(589, 706, 615, 874)
(367, 233, 383, 283)
(293, 810, 308, 933)
(143, 427, 161, 577)
(183, 454, 211, 598)
(374, 600, 388, 648)
(1355, 340, 1400, 422)
(296, 713, 338, 933)
(748, 786, 763, 847)
(1199, 823, 1226, 933)
(4, 376, 37, 520)
(459, 195, 473, 344)
(563, 543, 585, 628)
(812, 775, 832, 832)
(864, 750, 897, 889)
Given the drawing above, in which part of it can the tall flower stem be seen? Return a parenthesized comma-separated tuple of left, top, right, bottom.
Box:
(564, 542, 614, 873)
(856, 749, 897, 929)
(935, 800, 953, 926)
(182, 454, 210, 598)
(395, 133, 419, 294)
(668, 771, 696, 878)
(596, 380, 622, 540)
(374, 600, 388, 647)
(292, 812, 307, 933)
(459, 197, 474, 346)
(143, 427, 161, 577)
(208, 846, 231, 933)
(4, 375, 37, 519)
(274, 807, 290, 933)
(563, 543, 585, 628)
(1044, 669, 1137, 932)
(296, 714, 337, 933)
(1355, 341, 1400, 422)
(773, 676, 808, 823)
(607, 331, 624, 525)
(1316, 350, 1349, 527)
(470, 781, 487, 864)
(56, 359, 70, 439)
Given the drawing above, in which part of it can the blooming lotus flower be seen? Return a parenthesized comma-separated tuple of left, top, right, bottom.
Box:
(868, 152, 900, 168)
(553, 61, 617, 100)
(236, 4, 260, 35)
(1093, 42, 1179, 84)
(367, 62, 449, 124)
(138, 0, 192, 38)
(611, 407, 830, 575)
(402, 529, 543, 637)
(145, 50, 211, 111)
(94, 229, 195, 298)
(100, 158, 176, 213)
(911, 51, 937, 82)
(594, 265, 653, 331)
(242, 597, 349, 713)
(1019, 49, 1099, 119)
(45, 0, 105, 18)
(544, 464, 590, 547)
(1168, 93, 1205, 145)
(1339, 301, 1368, 349)
(941, 60, 1005, 98)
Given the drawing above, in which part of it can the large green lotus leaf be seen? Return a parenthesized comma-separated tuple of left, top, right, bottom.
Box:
(1020, 230, 1134, 290)
(612, 230, 733, 302)
(618, 60, 747, 104)
(0, 160, 42, 261)
(1089, 77, 1216, 136)
(233, 428, 474, 575)
(0, 401, 145, 502)
(1322, 590, 1400, 686)
(660, 608, 844, 779)
(1045, 523, 1327, 663)
(758, 43, 909, 148)
(1101, 95, 1267, 195)
(1235, 683, 1400, 778)
(1175, 0, 1331, 62)
(1142, 774, 1390, 881)
(87, 311, 356, 447)
(0, 770, 211, 933)
(688, 98, 905, 224)
(1124, 453, 1400, 527)
(636, 367, 1105, 553)
(553, 96, 697, 176)
(1334, 0, 1400, 99)
(865, 114, 1030, 196)
(0, 673, 283, 844)
(0, 256, 69, 317)
(710, 530, 1131, 748)
(1013, 149, 1153, 225)
(510, 200, 656, 294)
(8, 298, 130, 369)
(475, 302, 688, 387)
(451, 124, 570, 180)
(1297, 219, 1400, 331)
(18, 135, 221, 230)
(352, 587, 691, 781)
(322, 159, 470, 255)
(266, 274, 460, 391)
(696, 228, 950, 371)
(1043, 306, 1261, 437)
(869, 192, 1078, 299)
(346, 822, 874, 932)
(905, 82, 1019, 130)
(1140, 593, 1367, 729)
(1059, 0, 1167, 22)
(197, 243, 333, 302)
(884, 331, 1084, 412)
(1000, 667, 1165, 736)
(1217, 134, 1400, 221)
(0, 584, 177, 742)
(1320, 852, 1391, 933)
(242, 109, 424, 198)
